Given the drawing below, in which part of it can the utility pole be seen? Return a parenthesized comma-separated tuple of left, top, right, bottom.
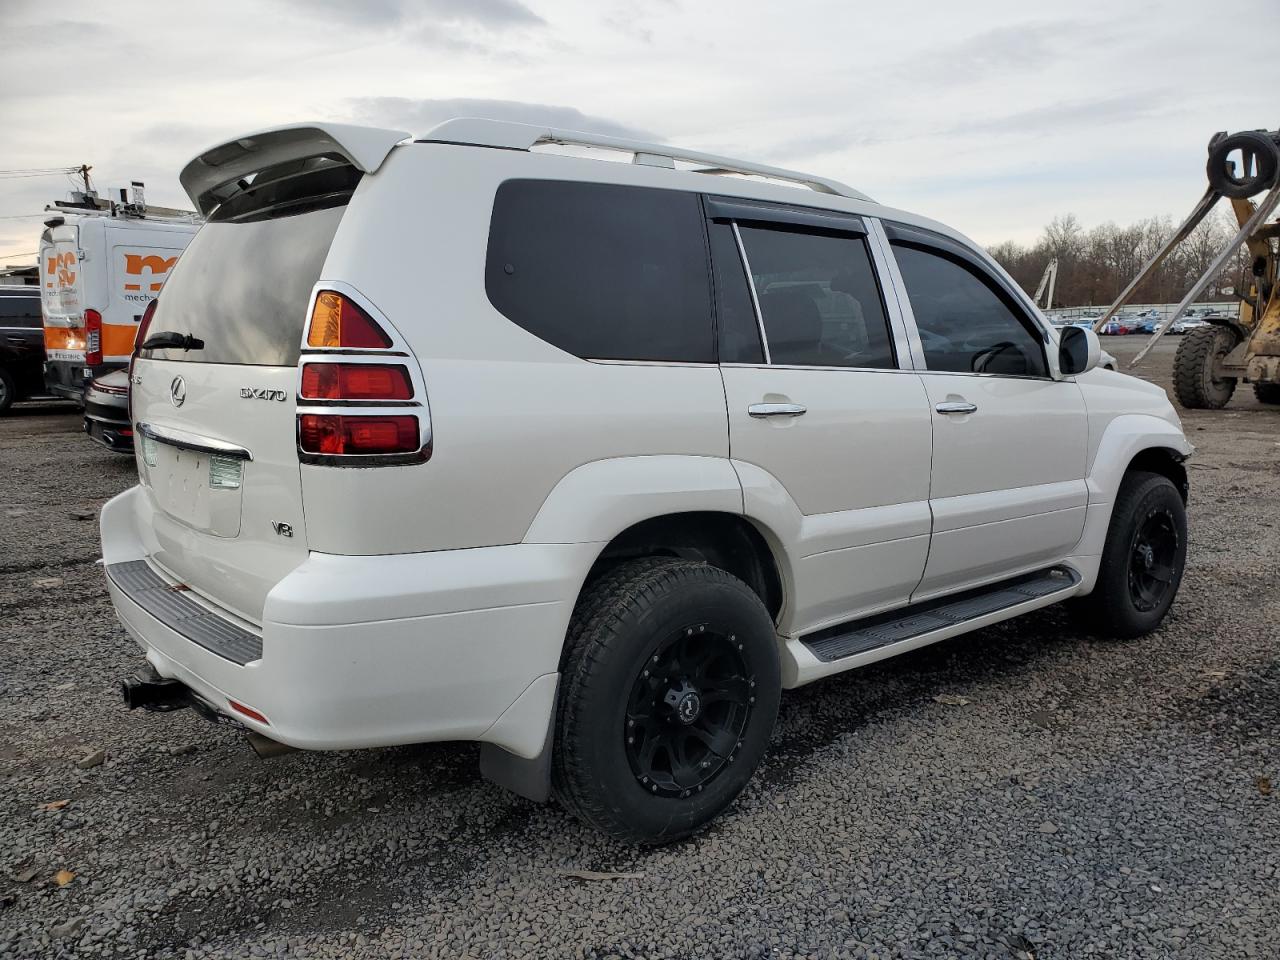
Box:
(78, 164, 93, 196)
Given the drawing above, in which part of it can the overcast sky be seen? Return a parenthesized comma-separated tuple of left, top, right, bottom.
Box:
(1, 0, 1274, 264)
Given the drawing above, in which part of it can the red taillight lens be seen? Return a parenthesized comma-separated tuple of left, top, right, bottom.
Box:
(127, 299, 157, 421)
(84, 308, 103, 366)
(136, 298, 158, 350)
(299, 414, 420, 456)
(306, 291, 392, 349)
(300, 363, 413, 401)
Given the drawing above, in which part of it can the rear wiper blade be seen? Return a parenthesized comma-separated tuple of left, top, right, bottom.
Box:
(140, 331, 205, 351)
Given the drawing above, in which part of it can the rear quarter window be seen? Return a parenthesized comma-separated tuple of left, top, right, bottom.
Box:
(485, 180, 714, 363)
(0, 295, 43, 328)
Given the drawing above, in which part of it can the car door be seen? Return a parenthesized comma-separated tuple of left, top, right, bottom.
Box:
(876, 221, 1089, 600)
(708, 198, 935, 634)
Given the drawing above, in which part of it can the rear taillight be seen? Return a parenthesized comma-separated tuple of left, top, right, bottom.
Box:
(84, 309, 103, 366)
(297, 288, 430, 465)
(306, 291, 391, 349)
(300, 363, 413, 401)
(299, 414, 420, 456)
(127, 299, 158, 422)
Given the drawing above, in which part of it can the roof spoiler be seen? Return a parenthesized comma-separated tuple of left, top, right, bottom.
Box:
(180, 123, 410, 216)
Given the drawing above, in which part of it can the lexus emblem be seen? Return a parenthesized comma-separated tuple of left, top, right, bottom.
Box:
(169, 376, 186, 408)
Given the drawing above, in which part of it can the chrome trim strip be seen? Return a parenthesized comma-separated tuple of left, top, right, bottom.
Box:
(136, 422, 253, 461)
(731, 222, 771, 365)
(866, 218, 927, 370)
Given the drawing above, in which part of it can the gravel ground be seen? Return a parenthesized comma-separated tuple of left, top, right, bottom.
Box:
(1, 338, 1278, 959)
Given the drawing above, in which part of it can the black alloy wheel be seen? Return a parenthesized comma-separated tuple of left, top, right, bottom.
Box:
(624, 621, 755, 799)
(1128, 507, 1180, 613)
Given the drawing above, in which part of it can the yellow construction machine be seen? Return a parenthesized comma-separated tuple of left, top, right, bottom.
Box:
(1094, 128, 1280, 408)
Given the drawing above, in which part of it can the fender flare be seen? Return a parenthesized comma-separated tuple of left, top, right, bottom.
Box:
(1085, 414, 1192, 507)
(522, 455, 745, 545)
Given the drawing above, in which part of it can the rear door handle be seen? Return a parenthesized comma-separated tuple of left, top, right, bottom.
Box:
(935, 401, 978, 415)
(749, 402, 807, 418)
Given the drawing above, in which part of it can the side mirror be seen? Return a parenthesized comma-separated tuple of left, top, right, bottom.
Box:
(1058, 325, 1101, 376)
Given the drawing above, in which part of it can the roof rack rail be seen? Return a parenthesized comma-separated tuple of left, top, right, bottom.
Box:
(419, 118, 871, 201)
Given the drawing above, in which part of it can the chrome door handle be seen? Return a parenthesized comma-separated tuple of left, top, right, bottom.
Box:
(749, 402, 807, 418)
(935, 401, 977, 415)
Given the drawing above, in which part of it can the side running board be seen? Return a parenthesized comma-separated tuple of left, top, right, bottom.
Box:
(802, 566, 1081, 663)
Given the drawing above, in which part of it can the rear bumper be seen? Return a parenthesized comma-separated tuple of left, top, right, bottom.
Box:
(100, 485, 596, 757)
(84, 411, 133, 451)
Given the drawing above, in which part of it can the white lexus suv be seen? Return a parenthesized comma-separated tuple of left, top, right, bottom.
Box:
(102, 119, 1191, 844)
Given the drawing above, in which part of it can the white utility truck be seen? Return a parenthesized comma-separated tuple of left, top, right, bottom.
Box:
(39, 183, 199, 401)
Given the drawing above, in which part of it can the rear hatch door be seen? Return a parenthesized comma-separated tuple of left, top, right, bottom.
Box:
(133, 190, 349, 623)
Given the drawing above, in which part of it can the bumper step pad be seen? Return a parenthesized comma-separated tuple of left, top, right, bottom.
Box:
(106, 560, 263, 666)
(802, 566, 1081, 663)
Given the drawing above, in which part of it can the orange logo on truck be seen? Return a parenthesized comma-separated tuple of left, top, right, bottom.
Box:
(49, 252, 76, 289)
(123, 253, 178, 292)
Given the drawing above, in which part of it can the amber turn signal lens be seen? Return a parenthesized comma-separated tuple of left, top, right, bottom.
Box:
(306, 291, 392, 349)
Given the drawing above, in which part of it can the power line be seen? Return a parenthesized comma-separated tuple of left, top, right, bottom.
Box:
(0, 166, 81, 180)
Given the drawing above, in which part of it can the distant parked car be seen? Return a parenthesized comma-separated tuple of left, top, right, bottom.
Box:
(1101, 319, 1132, 335)
(83, 368, 132, 452)
(0, 286, 56, 413)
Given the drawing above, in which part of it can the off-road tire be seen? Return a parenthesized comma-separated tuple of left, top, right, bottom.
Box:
(1253, 381, 1280, 405)
(1173, 324, 1238, 409)
(0, 367, 15, 414)
(1073, 471, 1187, 639)
(552, 557, 781, 845)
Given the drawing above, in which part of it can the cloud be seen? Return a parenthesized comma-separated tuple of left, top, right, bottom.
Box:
(947, 92, 1170, 138)
(279, 0, 542, 29)
(348, 98, 661, 141)
(900, 20, 1101, 83)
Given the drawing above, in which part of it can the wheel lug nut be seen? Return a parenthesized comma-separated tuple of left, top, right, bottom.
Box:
(643, 670, 650, 678)
(628, 736, 634, 744)
(651, 785, 658, 793)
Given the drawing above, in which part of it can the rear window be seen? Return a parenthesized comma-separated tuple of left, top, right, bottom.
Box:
(0, 294, 42, 328)
(485, 179, 714, 363)
(140, 203, 345, 366)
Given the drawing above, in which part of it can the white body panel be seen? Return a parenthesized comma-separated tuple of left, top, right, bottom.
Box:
(100, 121, 1194, 758)
(721, 367, 933, 632)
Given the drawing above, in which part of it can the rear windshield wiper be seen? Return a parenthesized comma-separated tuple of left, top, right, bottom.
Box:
(140, 331, 205, 352)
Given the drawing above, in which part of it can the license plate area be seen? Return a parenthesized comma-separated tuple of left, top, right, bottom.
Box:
(147, 443, 244, 538)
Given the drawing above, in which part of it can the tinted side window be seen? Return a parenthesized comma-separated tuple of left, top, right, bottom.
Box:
(893, 244, 1047, 377)
(737, 226, 895, 369)
(707, 222, 763, 364)
(0, 296, 43, 328)
(486, 180, 713, 362)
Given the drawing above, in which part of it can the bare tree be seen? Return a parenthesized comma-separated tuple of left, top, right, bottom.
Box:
(988, 209, 1248, 308)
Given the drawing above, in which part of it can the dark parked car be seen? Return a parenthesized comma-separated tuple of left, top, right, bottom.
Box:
(0, 287, 52, 413)
(83, 368, 133, 451)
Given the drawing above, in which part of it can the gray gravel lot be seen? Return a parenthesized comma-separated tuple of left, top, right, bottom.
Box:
(1, 339, 1278, 959)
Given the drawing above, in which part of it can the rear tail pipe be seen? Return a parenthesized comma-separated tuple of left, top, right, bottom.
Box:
(120, 674, 190, 712)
